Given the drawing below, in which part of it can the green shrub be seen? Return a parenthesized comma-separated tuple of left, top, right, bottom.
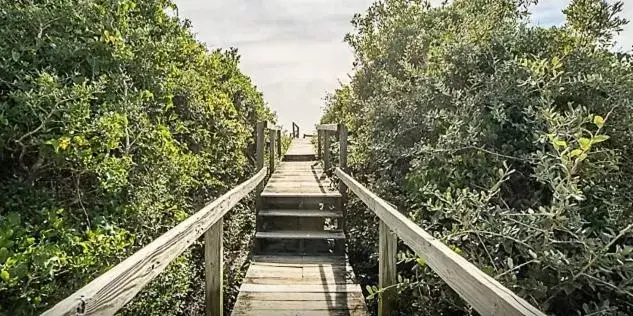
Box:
(322, 0, 633, 314)
(0, 0, 272, 314)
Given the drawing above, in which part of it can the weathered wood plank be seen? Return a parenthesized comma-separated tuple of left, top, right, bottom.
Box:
(233, 309, 365, 316)
(256, 122, 265, 170)
(378, 221, 396, 316)
(317, 130, 322, 159)
(42, 168, 267, 316)
(276, 130, 282, 158)
(335, 168, 545, 316)
(232, 299, 365, 310)
(269, 128, 276, 173)
(323, 131, 331, 172)
(315, 124, 338, 131)
(263, 181, 332, 187)
(205, 219, 223, 316)
(243, 277, 355, 285)
(246, 263, 351, 275)
(255, 122, 266, 231)
(240, 284, 362, 293)
(246, 266, 350, 276)
(235, 291, 365, 301)
(256, 230, 345, 240)
(251, 255, 348, 264)
(260, 192, 341, 198)
(338, 124, 348, 231)
(258, 209, 342, 218)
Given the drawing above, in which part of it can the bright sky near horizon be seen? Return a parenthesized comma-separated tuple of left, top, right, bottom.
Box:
(173, 0, 633, 132)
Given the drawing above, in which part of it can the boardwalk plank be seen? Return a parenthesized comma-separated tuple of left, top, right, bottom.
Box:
(233, 138, 366, 315)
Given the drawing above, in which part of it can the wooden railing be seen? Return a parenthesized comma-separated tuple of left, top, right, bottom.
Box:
(315, 123, 348, 230)
(291, 122, 300, 138)
(42, 121, 282, 316)
(317, 123, 545, 316)
(315, 123, 345, 174)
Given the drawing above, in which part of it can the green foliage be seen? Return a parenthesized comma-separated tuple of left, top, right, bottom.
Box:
(322, 0, 633, 314)
(0, 0, 272, 314)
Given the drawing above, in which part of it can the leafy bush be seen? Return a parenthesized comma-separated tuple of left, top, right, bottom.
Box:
(0, 0, 272, 314)
(322, 0, 633, 315)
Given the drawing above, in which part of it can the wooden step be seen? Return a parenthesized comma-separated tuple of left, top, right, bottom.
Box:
(283, 154, 316, 162)
(258, 209, 342, 218)
(261, 192, 341, 198)
(256, 230, 345, 240)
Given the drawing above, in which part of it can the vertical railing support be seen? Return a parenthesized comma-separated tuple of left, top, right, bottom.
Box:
(277, 129, 282, 159)
(269, 128, 276, 174)
(205, 219, 223, 316)
(323, 130, 331, 174)
(338, 124, 348, 230)
(255, 122, 265, 231)
(292, 122, 299, 138)
(378, 221, 397, 316)
(317, 130, 322, 160)
(256, 122, 265, 171)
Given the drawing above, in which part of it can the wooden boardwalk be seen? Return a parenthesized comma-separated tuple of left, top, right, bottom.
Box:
(232, 138, 367, 315)
(44, 123, 545, 316)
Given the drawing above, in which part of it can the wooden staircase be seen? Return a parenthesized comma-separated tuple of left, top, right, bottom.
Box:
(43, 122, 545, 316)
(255, 139, 344, 255)
(232, 138, 366, 315)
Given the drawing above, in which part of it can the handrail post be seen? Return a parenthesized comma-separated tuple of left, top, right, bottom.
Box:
(256, 122, 265, 171)
(205, 219, 223, 316)
(291, 122, 299, 138)
(269, 128, 276, 174)
(255, 122, 265, 231)
(338, 124, 348, 231)
(378, 220, 397, 316)
(317, 130, 322, 160)
(323, 130, 331, 174)
(277, 129, 282, 159)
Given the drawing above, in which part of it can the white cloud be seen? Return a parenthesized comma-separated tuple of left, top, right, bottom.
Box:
(173, 0, 632, 131)
(529, 0, 633, 51)
(174, 0, 373, 131)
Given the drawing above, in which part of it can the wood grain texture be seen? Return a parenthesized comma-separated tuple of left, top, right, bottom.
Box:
(232, 255, 366, 316)
(42, 168, 267, 316)
(317, 130, 322, 159)
(256, 230, 345, 240)
(378, 221, 396, 316)
(276, 130, 282, 158)
(338, 124, 348, 231)
(315, 124, 338, 131)
(258, 209, 342, 218)
(269, 128, 276, 173)
(323, 131, 331, 173)
(205, 220, 223, 316)
(335, 167, 545, 316)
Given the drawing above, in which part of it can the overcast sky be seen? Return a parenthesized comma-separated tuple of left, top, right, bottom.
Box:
(173, 0, 632, 132)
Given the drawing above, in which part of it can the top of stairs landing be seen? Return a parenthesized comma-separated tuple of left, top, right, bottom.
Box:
(283, 138, 315, 161)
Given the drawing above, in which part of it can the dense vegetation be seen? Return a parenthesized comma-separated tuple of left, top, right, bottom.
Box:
(0, 0, 273, 315)
(321, 0, 633, 315)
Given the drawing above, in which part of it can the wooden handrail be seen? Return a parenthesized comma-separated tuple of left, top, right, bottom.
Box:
(41, 120, 278, 316)
(42, 168, 267, 316)
(335, 167, 546, 316)
(315, 123, 338, 131)
(315, 123, 346, 176)
(264, 121, 280, 131)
